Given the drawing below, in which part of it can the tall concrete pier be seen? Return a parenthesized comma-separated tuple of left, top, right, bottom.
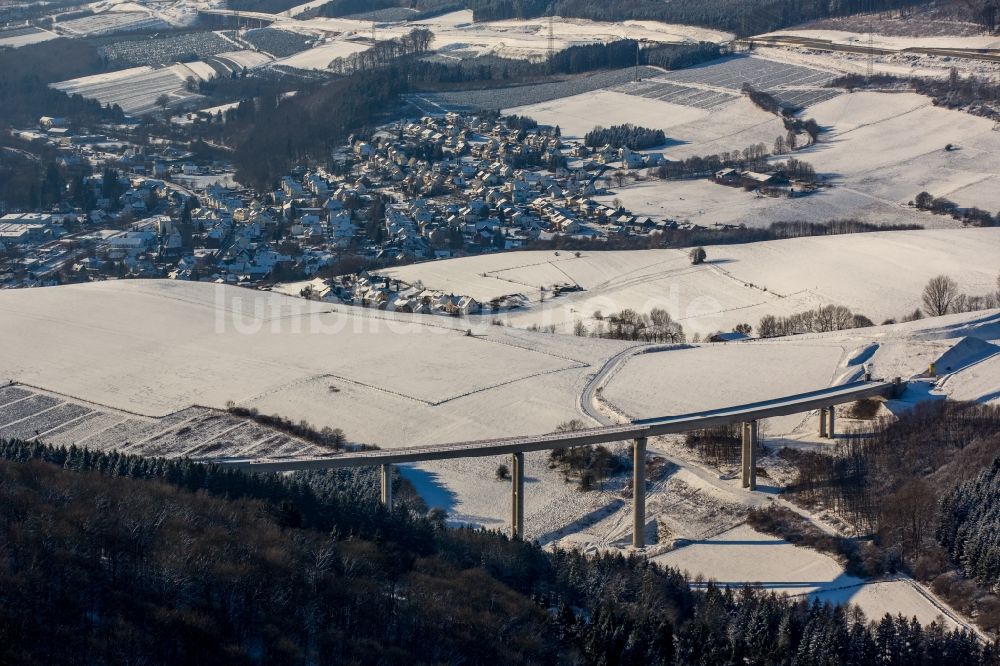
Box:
(632, 437, 647, 548)
(222, 379, 904, 550)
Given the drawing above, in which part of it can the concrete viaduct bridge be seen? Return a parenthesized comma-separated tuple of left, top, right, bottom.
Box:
(220, 379, 903, 548)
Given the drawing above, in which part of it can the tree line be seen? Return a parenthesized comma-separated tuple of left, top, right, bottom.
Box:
(654, 147, 818, 183)
(920, 273, 1000, 318)
(915, 191, 998, 228)
(685, 425, 746, 466)
(758, 305, 874, 338)
(583, 307, 687, 343)
(585, 124, 667, 150)
(746, 273, 999, 342)
(524, 219, 922, 253)
(831, 70, 1000, 126)
(547, 420, 622, 490)
(467, 0, 933, 36)
(547, 0, 931, 37)
(328, 28, 433, 74)
(0, 38, 124, 127)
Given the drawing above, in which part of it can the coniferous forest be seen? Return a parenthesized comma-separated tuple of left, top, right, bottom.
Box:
(1, 437, 998, 665)
(940, 459, 1000, 592)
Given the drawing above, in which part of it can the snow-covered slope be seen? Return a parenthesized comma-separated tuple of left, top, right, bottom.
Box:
(510, 83, 1000, 228)
(380, 228, 1000, 337)
(1, 274, 997, 628)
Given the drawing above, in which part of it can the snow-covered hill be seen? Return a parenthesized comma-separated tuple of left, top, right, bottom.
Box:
(380, 228, 1000, 337)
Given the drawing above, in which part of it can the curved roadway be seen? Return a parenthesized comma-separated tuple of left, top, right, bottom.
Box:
(580, 345, 982, 638)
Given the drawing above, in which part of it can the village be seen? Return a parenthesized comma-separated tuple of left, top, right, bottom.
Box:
(1, 110, 819, 292)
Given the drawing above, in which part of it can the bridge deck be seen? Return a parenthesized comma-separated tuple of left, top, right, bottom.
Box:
(216, 380, 898, 472)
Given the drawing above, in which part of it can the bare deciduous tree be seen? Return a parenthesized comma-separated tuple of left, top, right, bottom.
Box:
(922, 275, 959, 316)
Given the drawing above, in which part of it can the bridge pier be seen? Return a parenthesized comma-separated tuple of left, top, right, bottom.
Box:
(819, 408, 828, 438)
(380, 463, 393, 508)
(741, 421, 757, 490)
(511, 451, 524, 539)
(827, 407, 836, 439)
(632, 437, 647, 549)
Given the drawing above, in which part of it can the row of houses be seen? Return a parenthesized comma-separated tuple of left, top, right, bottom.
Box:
(299, 273, 531, 315)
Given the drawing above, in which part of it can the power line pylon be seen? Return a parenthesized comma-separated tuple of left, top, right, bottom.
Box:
(548, 15, 554, 61)
(866, 18, 874, 81)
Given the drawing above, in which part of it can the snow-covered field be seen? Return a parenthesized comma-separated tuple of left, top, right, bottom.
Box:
(271, 39, 369, 70)
(266, 8, 730, 69)
(760, 28, 1000, 52)
(214, 49, 273, 70)
(56, 11, 169, 36)
(52, 64, 206, 115)
(380, 228, 1000, 337)
(594, 178, 933, 230)
(804, 92, 1000, 213)
(0, 26, 60, 48)
(50, 50, 269, 114)
(65, 0, 224, 32)
(173, 172, 240, 189)
(408, 11, 732, 60)
(275, 10, 731, 62)
(510, 75, 1000, 227)
(509, 90, 711, 138)
(603, 343, 847, 432)
(654, 524, 958, 628)
(1, 274, 997, 628)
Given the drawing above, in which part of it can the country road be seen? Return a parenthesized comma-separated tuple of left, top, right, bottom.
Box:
(577, 343, 777, 510)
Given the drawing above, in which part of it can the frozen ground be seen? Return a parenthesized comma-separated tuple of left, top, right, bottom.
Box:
(380, 228, 1000, 337)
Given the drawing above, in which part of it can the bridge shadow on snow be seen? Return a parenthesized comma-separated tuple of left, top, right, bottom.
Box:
(688, 570, 867, 602)
(684, 538, 787, 546)
(397, 464, 458, 514)
(973, 389, 1000, 404)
